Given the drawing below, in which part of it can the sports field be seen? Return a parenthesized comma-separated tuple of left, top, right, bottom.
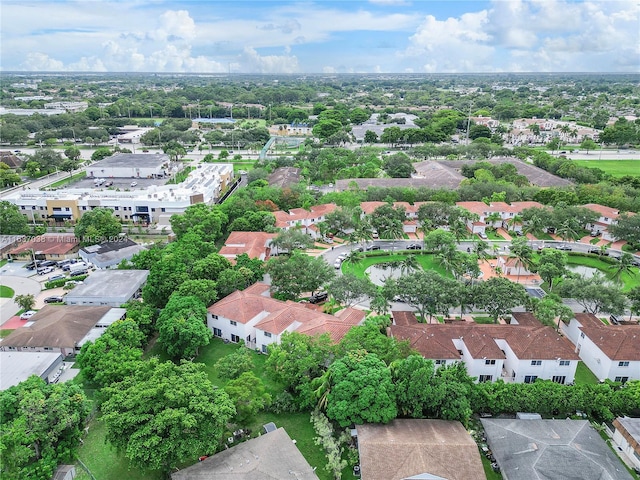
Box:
(573, 159, 640, 177)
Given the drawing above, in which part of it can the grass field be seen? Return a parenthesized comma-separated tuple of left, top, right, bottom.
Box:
(47, 171, 87, 188)
(0, 330, 14, 338)
(573, 159, 640, 177)
(0, 285, 14, 298)
(341, 252, 452, 279)
(565, 254, 640, 291)
(574, 361, 599, 385)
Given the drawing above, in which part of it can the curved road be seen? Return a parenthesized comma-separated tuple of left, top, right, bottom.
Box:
(0, 275, 42, 327)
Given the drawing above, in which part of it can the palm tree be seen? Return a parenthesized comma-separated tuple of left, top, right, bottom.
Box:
(523, 214, 545, 238)
(345, 250, 364, 266)
(557, 218, 580, 243)
(380, 221, 404, 252)
(485, 212, 502, 231)
(437, 246, 460, 275)
(609, 253, 636, 285)
(509, 237, 534, 284)
(400, 254, 419, 276)
(473, 239, 490, 261)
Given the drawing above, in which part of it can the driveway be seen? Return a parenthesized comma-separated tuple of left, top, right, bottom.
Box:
(0, 275, 42, 327)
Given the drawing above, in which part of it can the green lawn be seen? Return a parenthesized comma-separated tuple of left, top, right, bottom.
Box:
(341, 253, 452, 279)
(48, 171, 87, 188)
(574, 361, 599, 385)
(480, 453, 503, 480)
(77, 418, 163, 480)
(0, 285, 14, 298)
(565, 254, 640, 291)
(0, 330, 14, 338)
(473, 317, 495, 324)
(573, 159, 640, 177)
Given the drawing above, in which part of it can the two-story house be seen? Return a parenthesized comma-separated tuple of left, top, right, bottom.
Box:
(561, 313, 640, 382)
(582, 203, 622, 241)
(455, 201, 544, 234)
(273, 204, 337, 239)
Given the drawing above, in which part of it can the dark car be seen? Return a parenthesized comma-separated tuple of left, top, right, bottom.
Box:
(588, 248, 608, 256)
(609, 314, 621, 325)
(555, 244, 572, 251)
(366, 244, 381, 251)
(309, 292, 329, 304)
(25, 261, 39, 270)
(406, 243, 422, 250)
(39, 260, 56, 267)
(44, 296, 65, 304)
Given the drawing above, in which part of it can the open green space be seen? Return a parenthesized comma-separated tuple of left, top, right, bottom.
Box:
(47, 171, 87, 188)
(0, 330, 15, 338)
(77, 418, 163, 480)
(574, 361, 599, 385)
(0, 285, 15, 298)
(565, 254, 640, 291)
(341, 252, 452, 279)
(572, 159, 640, 177)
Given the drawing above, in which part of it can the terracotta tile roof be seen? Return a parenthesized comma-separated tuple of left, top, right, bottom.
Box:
(357, 419, 485, 480)
(583, 203, 620, 219)
(0, 305, 112, 349)
(10, 233, 79, 256)
(511, 312, 543, 327)
(334, 307, 366, 325)
(272, 204, 336, 228)
(392, 311, 419, 326)
(208, 289, 285, 324)
(360, 201, 386, 215)
(574, 314, 640, 361)
(391, 321, 578, 361)
(295, 319, 355, 343)
(219, 231, 276, 260)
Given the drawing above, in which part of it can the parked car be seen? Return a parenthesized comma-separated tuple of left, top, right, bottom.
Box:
(70, 269, 88, 277)
(44, 296, 65, 304)
(365, 244, 380, 251)
(334, 260, 343, 269)
(609, 314, 622, 325)
(406, 243, 422, 250)
(588, 248, 608, 256)
(555, 244, 572, 251)
(337, 253, 348, 261)
(25, 261, 39, 270)
(130, 181, 138, 187)
(37, 266, 55, 275)
(104, 180, 113, 187)
(39, 260, 56, 267)
(20, 310, 36, 320)
(48, 274, 66, 282)
(590, 231, 600, 237)
(309, 292, 328, 304)
(478, 232, 488, 239)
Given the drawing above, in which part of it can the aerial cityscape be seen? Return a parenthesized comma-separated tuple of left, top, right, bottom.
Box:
(1, 1, 639, 480)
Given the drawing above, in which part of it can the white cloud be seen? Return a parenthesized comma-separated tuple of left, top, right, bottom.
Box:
(238, 47, 299, 74)
(20, 53, 64, 71)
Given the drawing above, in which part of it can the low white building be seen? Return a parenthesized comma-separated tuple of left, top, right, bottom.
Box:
(391, 312, 578, 384)
(79, 238, 146, 269)
(0, 351, 64, 390)
(5, 163, 234, 225)
(612, 417, 640, 472)
(561, 313, 640, 382)
(64, 269, 149, 306)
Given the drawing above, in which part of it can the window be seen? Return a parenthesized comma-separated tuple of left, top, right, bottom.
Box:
(230, 334, 240, 343)
(580, 332, 585, 339)
(212, 328, 222, 337)
(229, 320, 237, 326)
(485, 359, 496, 365)
(524, 375, 538, 384)
(261, 344, 268, 354)
(559, 360, 570, 366)
(435, 359, 446, 365)
(479, 375, 493, 383)
(552, 376, 566, 384)
(211, 314, 218, 320)
(618, 361, 630, 367)
(21, 206, 25, 210)
(615, 377, 629, 384)
(531, 360, 542, 366)
(82, 206, 87, 210)
(114, 206, 119, 211)
(161, 208, 166, 212)
(264, 332, 272, 338)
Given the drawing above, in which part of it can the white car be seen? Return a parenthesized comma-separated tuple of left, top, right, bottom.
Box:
(37, 266, 55, 275)
(130, 181, 138, 187)
(20, 310, 36, 320)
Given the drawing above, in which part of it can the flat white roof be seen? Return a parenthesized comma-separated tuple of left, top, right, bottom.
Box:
(0, 351, 63, 390)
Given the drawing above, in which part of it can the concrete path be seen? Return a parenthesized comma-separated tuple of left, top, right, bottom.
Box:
(0, 275, 42, 327)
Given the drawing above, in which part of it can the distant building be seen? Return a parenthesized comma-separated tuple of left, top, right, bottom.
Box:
(43, 102, 88, 113)
(0, 235, 25, 259)
(64, 269, 149, 307)
(0, 351, 63, 390)
(0, 306, 126, 357)
(612, 417, 640, 472)
(219, 231, 276, 262)
(0, 151, 23, 169)
(87, 153, 171, 179)
(267, 167, 301, 188)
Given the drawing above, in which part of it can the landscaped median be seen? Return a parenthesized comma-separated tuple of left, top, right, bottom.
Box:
(340, 251, 452, 279)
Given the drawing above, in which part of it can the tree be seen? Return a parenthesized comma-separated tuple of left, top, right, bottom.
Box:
(266, 332, 332, 407)
(328, 273, 376, 307)
(323, 351, 397, 427)
(76, 319, 144, 388)
(14, 294, 35, 311)
(509, 236, 534, 283)
(382, 153, 413, 178)
(59, 158, 80, 179)
(101, 359, 235, 475)
(627, 286, 640, 321)
(74, 207, 122, 246)
(0, 377, 91, 480)
(530, 294, 574, 330)
(469, 124, 492, 140)
(224, 372, 271, 424)
(142, 254, 190, 308)
(270, 228, 314, 255)
(417, 202, 455, 233)
(0, 163, 21, 188)
(609, 252, 637, 285)
(0, 201, 30, 235)
(169, 203, 227, 243)
(364, 130, 378, 144)
(215, 348, 255, 381)
(393, 270, 460, 322)
(579, 138, 598, 153)
(172, 279, 218, 306)
(473, 277, 527, 322)
(91, 147, 113, 162)
(336, 319, 409, 366)
(313, 119, 343, 140)
(391, 355, 442, 418)
(267, 251, 335, 300)
(558, 273, 628, 315)
(29, 149, 62, 174)
(423, 229, 456, 253)
(191, 253, 232, 281)
(609, 213, 640, 246)
(536, 248, 568, 291)
(63, 146, 81, 162)
(156, 295, 211, 360)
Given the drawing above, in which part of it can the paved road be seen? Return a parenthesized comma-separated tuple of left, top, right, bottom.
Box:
(0, 273, 42, 327)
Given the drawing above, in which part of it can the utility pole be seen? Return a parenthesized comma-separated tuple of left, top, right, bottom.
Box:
(465, 103, 473, 145)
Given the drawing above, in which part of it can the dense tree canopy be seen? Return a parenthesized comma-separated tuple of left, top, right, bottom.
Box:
(0, 200, 30, 235)
(74, 206, 122, 246)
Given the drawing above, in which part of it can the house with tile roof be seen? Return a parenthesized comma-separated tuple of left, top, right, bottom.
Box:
(455, 201, 545, 234)
(218, 231, 277, 261)
(582, 203, 623, 241)
(207, 283, 365, 352)
(390, 312, 578, 384)
(561, 313, 640, 382)
(273, 204, 337, 239)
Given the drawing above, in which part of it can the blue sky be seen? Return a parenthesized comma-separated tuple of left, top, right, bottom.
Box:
(1, 0, 638, 73)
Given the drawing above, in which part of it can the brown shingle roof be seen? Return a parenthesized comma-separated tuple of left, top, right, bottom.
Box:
(219, 231, 276, 260)
(392, 310, 419, 326)
(357, 419, 485, 480)
(0, 305, 111, 348)
(390, 324, 461, 360)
